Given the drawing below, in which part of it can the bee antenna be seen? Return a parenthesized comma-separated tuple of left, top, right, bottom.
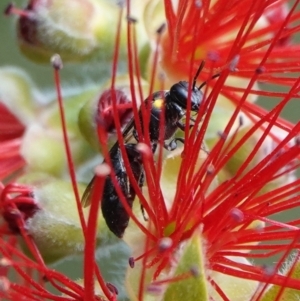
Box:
(192, 60, 205, 89)
(198, 73, 220, 90)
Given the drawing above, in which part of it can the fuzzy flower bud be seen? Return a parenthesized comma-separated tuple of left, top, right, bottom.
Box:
(0, 66, 42, 125)
(78, 75, 148, 151)
(162, 233, 209, 301)
(15, 0, 129, 63)
(16, 175, 114, 263)
(262, 253, 300, 300)
(20, 125, 68, 176)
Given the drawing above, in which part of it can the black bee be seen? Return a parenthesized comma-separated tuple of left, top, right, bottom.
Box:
(82, 61, 218, 237)
(132, 61, 211, 151)
(81, 143, 146, 238)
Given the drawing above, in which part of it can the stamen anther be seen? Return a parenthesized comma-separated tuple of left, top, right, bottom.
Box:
(50, 54, 63, 70)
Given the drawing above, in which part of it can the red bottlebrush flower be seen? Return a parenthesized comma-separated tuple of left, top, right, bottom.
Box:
(0, 103, 26, 182)
(121, 86, 300, 299)
(146, 0, 300, 132)
(121, 0, 300, 300)
(1, 0, 300, 300)
(159, 0, 300, 79)
(0, 180, 119, 301)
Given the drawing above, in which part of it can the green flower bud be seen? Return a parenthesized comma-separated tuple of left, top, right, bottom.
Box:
(42, 86, 98, 164)
(163, 234, 208, 301)
(78, 75, 148, 151)
(18, 176, 114, 263)
(0, 66, 42, 125)
(16, 0, 128, 63)
(261, 253, 300, 301)
(19, 85, 100, 177)
(152, 232, 259, 301)
(20, 124, 68, 177)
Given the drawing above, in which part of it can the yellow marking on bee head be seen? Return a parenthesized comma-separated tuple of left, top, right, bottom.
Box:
(153, 98, 164, 109)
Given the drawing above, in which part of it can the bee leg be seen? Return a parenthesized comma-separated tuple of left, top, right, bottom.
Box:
(175, 138, 185, 145)
(176, 121, 194, 131)
(138, 171, 148, 221)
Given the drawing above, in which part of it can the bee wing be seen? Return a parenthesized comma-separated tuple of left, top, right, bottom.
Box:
(81, 118, 137, 208)
(108, 118, 137, 153)
(121, 117, 136, 139)
(124, 130, 136, 144)
(81, 176, 95, 208)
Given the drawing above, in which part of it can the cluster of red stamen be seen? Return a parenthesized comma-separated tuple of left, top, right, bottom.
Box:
(104, 0, 300, 298)
(1, 0, 300, 300)
(0, 183, 112, 300)
(0, 103, 26, 182)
